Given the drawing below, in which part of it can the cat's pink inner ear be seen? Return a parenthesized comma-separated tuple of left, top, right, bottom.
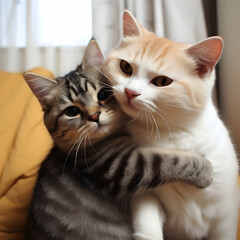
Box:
(123, 10, 142, 37)
(186, 37, 223, 77)
(82, 40, 104, 69)
(24, 73, 56, 101)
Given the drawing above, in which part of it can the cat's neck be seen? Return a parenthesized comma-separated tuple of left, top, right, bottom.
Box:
(54, 129, 131, 168)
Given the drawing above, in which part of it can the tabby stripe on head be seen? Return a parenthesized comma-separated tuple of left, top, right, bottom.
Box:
(88, 81, 97, 91)
(84, 78, 88, 92)
(65, 80, 74, 102)
(70, 86, 79, 98)
(126, 152, 145, 193)
(77, 76, 87, 93)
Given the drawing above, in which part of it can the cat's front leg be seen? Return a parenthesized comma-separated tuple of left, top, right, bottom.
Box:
(131, 192, 165, 240)
(137, 148, 213, 190)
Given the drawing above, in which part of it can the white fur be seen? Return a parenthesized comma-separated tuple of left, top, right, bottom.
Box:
(129, 98, 239, 240)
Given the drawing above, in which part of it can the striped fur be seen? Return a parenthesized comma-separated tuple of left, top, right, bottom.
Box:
(24, 41, 212, 240)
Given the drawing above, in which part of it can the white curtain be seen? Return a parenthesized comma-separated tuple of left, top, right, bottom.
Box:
(0, 0, 207, 75)
(0, 0, 92, 76)
(92, 0, 207, 57)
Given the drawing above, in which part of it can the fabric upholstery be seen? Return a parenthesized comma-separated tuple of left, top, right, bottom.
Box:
(0, 68, 53, 240)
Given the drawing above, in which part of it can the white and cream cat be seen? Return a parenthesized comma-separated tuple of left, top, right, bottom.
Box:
(103, 10, 239, 240)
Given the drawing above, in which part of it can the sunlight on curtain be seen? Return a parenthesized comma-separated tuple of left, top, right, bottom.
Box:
(0, 0, 92, 76)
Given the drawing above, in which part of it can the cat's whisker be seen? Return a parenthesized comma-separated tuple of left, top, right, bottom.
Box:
(63, 134, 82, 174)
(127, 111, 141, 124)
(142, 103, 163, 142)
(74, 127, 91, 170)
(149, 111, 161, 144)
(155, 110, 173, 149)
(83, 56, 119, 89)
(148, 111, 157, 142)
(83, 133, 89, 169)
(155, 99, 201, 113)
(139, 111, 144, 123)
(91, 74, 123, 94)
(85, 58, 116, 86)
(57, 86, 68, 97)
(87, 133, 96, 152)
(143, 109, 154, 138)
(164, 102, 200, 112)
(144, 110, 149, 136)
(148, 111, 154, 137)
(92, 76, 113, 88)
(146, 104, 174, 149)
(74, 135, 85, 170)
(74, 136, 83, 171)
(144, 99, 167, 116)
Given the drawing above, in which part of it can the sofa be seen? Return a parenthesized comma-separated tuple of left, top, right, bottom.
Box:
(0, 68, 239, 239)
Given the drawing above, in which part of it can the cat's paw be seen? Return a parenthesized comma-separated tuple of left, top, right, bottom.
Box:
(190, 154, 213, 188)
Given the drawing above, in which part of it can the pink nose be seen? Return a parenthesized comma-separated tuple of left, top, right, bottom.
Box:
(88, 111, 100, 123)
(124, 88, 140, 100)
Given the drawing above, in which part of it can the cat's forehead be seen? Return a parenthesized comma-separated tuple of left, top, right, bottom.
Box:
(106, 36, 193, 80)
(113, 36, 187, 71)
(57, 72, 100, 105)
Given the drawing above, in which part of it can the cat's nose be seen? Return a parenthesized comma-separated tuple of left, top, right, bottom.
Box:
(124, 88, 140, 100)
(88, 111, 101, 123)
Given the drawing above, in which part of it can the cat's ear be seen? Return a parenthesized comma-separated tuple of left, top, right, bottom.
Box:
(123, 9, 142, 37)
(82, 40, 104, 70)
(185, 36, 223, 77)
(24, 72, 57, 107)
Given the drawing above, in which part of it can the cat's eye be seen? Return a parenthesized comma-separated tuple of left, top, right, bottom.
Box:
(65, 106, 81, 117)
(120, 60, 133, 75)
(97, 87, 112, 101)
(151, 76, 173, 87)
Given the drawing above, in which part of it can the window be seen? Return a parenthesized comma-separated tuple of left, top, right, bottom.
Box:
(0, 0, 92, 47)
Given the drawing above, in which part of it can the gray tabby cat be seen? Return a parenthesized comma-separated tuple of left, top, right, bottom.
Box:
(24, 40, 212, 240)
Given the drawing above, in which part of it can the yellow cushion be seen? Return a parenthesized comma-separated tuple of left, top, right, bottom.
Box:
(0, 68, 53, 240)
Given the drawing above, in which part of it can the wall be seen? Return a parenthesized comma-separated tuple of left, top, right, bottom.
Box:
(217, 0, 240, 156)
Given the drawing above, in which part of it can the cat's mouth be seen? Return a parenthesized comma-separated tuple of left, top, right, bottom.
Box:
(120, 100, 139, 116)
(97, 123, 108, 130)
(88, 123, 110, 141)
(93, 122, 111, 134)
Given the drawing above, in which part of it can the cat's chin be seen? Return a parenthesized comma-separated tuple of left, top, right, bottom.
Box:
(120, 102, 139, 117)
(90, 123, 113, 141)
